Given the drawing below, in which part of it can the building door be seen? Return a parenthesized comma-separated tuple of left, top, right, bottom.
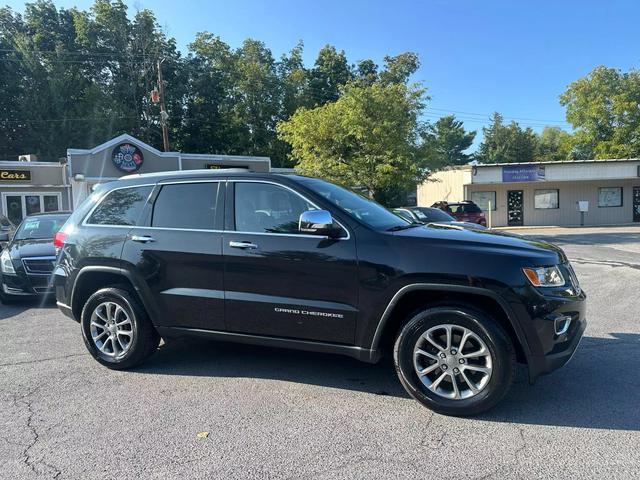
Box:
(633, 187, 640, 222)
(507, 190, 524, 226)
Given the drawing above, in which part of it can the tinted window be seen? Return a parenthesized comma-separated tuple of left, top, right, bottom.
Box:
(393, 209, 414, 223)
(235, 182, 315, 234)
(462, 203, 482, 213)
(15, 215, 69, 240)
(152, 183, 218, 229)
(86, 186, 152, 226)
(413, 207, 455, 222)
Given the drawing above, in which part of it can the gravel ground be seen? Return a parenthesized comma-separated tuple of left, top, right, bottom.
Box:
(1, 225, 639, 479)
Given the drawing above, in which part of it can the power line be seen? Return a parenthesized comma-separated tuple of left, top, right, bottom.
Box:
(0, 48, 162, 58)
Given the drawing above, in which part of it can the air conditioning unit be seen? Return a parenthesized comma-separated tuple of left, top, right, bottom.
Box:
(18, 154, 38, 162)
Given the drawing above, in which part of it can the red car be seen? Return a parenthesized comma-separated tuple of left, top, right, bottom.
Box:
(432, 201, 487, 227)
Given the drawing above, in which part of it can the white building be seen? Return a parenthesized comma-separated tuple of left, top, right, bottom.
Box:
(418, 159, 640, 227)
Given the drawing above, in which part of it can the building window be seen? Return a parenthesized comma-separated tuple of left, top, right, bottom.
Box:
(598, 187, 622, 207)
(534, 189, 559, 209)
(470, 191, 496, 211)
(2, 192, 62, 226)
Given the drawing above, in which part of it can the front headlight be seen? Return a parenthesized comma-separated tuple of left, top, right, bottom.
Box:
(522, 265, 565, 287)
(0, 249, 15, 274)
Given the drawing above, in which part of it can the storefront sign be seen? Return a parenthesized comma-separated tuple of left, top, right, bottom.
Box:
(502, 165, 545, 182)
(206, 164, 247, 170)
(112, 144, 144, 173)
(0, 169, 31, 181)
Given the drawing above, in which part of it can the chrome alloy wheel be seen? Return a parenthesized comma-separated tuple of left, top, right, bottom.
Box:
(89, 301, 134, 359)
(413, 324, 493, 400)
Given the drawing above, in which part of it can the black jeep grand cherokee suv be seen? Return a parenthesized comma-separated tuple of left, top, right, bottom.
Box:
(54, 171, 586, 415)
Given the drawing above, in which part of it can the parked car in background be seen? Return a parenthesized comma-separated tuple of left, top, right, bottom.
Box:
(393, 207, 487, 230)
(432, 201, 487, 227)
(54, 171, 586, 416)
(0, 212, 71, 302)
(0, 214, 16, 250)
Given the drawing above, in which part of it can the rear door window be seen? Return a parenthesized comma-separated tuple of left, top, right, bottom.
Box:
(86, 186, 153, 226)
(152, 182, 219, 230)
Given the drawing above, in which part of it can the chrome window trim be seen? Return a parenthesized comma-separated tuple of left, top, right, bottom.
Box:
(81, 183, 156, 228)
(228, 179, 351, 240)
(142, 226, 224, 234)
(79, 178, 352, 240)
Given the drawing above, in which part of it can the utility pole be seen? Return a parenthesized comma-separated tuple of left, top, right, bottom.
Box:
(157, 58, 170, 152)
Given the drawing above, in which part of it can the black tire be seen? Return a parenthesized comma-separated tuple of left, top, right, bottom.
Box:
(81, 287, 160, 369)
(394, 304, 515, 416)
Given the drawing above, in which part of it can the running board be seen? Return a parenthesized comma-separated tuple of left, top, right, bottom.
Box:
(155, 326, 380, 363)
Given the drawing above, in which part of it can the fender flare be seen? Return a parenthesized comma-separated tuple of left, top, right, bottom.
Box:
(71, 265, 156, 322)
(368, 283, 532, 359)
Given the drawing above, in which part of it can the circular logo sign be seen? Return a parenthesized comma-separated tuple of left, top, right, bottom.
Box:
(112, 143, 144, 173)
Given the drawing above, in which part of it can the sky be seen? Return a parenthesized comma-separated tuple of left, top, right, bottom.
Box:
(6, 0, 640, 149)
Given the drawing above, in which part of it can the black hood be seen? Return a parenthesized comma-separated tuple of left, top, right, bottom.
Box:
(391, 223, 567, 264)
(9, 238, 56, 258)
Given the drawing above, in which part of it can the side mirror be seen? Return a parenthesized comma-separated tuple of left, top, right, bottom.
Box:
(299, 210, 338, 237)
(0, 232, 9, 242)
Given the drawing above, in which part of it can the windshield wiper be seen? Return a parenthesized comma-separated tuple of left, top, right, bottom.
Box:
(386, 223, 423, 232)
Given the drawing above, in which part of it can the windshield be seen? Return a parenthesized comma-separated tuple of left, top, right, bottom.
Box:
(300, 178, 407, 230)
(15, 215, 69, 240)
(413, 207, 455, 222)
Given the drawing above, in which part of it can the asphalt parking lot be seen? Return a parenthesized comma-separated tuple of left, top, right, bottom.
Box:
(1, 226, 639, 479)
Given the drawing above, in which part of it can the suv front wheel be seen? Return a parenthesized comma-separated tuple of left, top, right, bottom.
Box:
(81, 287, 160, 369)
(394, 305, 515, 416)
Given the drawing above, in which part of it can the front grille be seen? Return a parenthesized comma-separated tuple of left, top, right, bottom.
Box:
(22, 257, 56, 275)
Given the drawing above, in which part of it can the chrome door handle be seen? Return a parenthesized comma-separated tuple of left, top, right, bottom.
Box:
(130, 235, 155, 243)
(229, 240, 258, 249)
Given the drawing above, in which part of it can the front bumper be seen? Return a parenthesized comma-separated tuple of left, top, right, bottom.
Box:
(1, 272, 54, 297)
(520, 288, 587, 383)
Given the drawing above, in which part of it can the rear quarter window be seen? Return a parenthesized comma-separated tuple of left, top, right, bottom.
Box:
(463, 204, 482, 213)
(85, 186, 153, 226)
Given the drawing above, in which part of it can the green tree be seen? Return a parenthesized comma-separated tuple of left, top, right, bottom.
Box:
(422, 115, 476, 167)
(475, 112, 538, 163)
(278, 82, 432, 204)
(535, 126, 572, 161)
(305, 45, 352, 105)
(379, 52, 420, 85)
(560, 65, 640, 159)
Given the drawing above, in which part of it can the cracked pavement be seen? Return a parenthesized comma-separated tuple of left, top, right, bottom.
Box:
(1, 225, 640, 479)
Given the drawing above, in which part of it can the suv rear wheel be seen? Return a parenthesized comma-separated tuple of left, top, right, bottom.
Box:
(394, 305, 515, 416)
(81, 287, 160, 369)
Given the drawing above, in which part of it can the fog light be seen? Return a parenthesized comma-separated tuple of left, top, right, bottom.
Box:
(554, 315, 572, 335)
